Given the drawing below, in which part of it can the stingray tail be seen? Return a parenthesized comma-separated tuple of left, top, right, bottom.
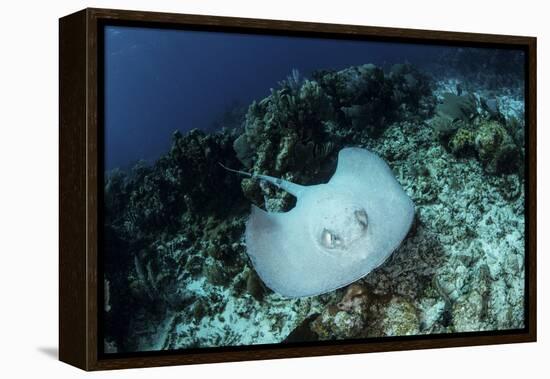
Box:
(218, 162, 253, 178)
(219, 163, 305, 198)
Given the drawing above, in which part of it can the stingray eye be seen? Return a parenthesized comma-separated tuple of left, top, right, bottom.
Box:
(355, 209, 368, 229)
(321, 228, 343, 249)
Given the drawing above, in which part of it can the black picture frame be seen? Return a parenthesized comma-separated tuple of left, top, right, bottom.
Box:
(59, 8, 537, 371)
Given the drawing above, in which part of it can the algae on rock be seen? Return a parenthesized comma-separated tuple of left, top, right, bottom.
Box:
(475, 120, 520, 174)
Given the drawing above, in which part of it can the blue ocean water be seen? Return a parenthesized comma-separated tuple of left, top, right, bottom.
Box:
(104, 25, 445, 170)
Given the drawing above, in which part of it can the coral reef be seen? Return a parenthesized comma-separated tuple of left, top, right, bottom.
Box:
(103, 128, 250, 351)
(103, 62, 525, 353)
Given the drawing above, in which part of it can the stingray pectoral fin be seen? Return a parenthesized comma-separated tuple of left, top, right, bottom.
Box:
(329, 147, 415, 262)
(245, 204, 324, 297)
(245, 205, 293, 293)
(330, 147, 396, 184)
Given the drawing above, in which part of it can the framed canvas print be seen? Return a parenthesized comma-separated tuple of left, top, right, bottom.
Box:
(59, 8, 536, 371)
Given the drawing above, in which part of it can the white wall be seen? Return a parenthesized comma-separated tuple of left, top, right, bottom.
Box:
(0, 0, 546, 377)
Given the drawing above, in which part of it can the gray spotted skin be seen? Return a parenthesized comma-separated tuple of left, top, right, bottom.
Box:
(240, 147, 415, 298)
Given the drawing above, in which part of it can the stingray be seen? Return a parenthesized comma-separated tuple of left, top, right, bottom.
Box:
(222, 147, 414, 298)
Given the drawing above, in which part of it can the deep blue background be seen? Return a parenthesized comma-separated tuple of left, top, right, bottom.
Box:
(104, 26, 444, 170)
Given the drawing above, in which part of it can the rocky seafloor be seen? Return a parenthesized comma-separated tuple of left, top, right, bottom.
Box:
(102, 53, 525, 353)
